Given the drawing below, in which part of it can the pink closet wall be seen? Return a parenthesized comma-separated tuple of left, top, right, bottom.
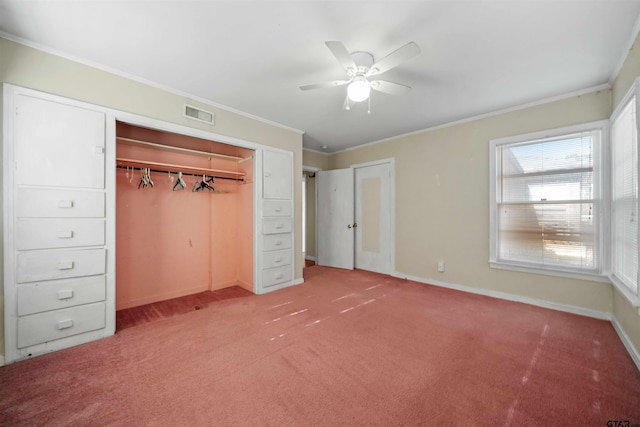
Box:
(115, 123, 254, 310)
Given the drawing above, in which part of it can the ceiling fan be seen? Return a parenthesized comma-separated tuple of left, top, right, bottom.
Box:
(300, 41, 421, 111)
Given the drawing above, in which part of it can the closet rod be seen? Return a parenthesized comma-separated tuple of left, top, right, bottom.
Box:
(115, 165, 245, 182)
(116, 157, 245, 178)
(116, 136, 245, 161)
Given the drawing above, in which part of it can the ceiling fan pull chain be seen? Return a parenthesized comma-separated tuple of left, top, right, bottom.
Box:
(368, 95, 371, 115)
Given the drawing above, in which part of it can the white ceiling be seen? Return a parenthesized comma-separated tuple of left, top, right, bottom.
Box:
(1, 1, 640, 153)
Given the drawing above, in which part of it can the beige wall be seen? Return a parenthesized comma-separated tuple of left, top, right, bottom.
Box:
(611, 32, 640, 355)
(331, 53, 640, 358)
(330, 90, 613, 314)
(303, 150, 329, 259)
(0, 37, 303, 358)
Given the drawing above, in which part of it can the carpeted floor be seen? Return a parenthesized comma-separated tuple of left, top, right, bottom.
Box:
(1, 266, 639, 426)
(116, 286, 253, 331)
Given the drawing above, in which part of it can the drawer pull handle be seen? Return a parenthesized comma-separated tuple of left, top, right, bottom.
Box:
(265, 172, 271, 178)
(275, 240, 282, 246)
(275, 273, 283, 280)
(57, 289, 74, 300)
(275, 223, 284, 229)
(57, 231, 74, 239)
(57, 319, 74, 330)
(58, 200, 74, 208)
(275, 207, 282, 212)
(275, 257, 282, 263)
(57, 261, 74, 270)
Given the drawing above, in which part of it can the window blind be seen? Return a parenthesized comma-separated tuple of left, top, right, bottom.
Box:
(496, 131, 599, 271)
(611, 96, 639, 294)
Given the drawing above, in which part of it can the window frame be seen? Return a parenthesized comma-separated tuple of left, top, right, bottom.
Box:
(609, 81, 640, 306)
(489, 120, 610, 283)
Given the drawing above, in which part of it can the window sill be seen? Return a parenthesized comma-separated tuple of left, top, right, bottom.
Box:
(489, 260, 611, 284)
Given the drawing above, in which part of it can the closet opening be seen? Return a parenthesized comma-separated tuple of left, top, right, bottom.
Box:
(114, 122, 255, 328)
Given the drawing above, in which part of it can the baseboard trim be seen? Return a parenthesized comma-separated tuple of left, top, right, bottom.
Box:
(0, 355, 5, 367)
(391, 271, 611, 321)
(294, 278, 305, 285)
(611, 316, 640, 372)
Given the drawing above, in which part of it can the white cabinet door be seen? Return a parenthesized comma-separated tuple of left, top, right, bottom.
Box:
(14, 94, 105, 189)
(263, 150, 292, 200)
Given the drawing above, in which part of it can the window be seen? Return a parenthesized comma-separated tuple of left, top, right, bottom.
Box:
(490, 121, 606, 278)
(610, 91, 639, 299)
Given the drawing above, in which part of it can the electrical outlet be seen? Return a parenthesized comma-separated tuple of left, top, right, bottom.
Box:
(437, 260, 445, 273)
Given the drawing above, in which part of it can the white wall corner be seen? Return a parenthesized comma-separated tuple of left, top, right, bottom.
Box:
(611, 316, 640, 372)
(0, 355, 5, 367)
(294, 278, 305, 286)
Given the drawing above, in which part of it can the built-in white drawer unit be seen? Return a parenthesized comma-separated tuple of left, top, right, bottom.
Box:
(262, 265, 293, 288)
(263, 233, 292, 252)
(16, 219, 105, 250)
(262, 249, 292, 270)
(263, 200, 292, 217)
(17, 275, 106, 316)
(17, 188, 105, 218)
(16, 248, 106, 284)
(17, 302, 106, 348)
(262, 217, 292, 235)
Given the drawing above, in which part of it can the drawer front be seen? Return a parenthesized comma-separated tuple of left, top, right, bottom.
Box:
(263, 200, 292, 217)
(263, 249, 292, 270)
(263, 233, 292, 252)
(262, 217, 292, 235)
(17, 219, 105, 250)
(262, 265, 293, 288)
(17, 248, 106, 284)
(17, 188, 105, 218)
(17, 302, 106, 348)
(17, 275, 106, 316)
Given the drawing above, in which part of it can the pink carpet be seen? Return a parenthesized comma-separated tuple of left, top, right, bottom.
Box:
(1, 266, 639, 426)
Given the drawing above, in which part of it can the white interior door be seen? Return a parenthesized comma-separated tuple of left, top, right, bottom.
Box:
(355, 163, 392, 274)
(316, 169, 355, 269)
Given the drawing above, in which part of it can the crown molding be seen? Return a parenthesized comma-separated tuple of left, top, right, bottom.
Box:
(0, 32, 304, 135)
(331, 83, 611, 155)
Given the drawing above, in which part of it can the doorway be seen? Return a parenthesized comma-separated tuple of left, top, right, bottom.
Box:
(316, 159, 394, 274)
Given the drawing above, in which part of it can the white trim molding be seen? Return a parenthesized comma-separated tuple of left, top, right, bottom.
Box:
(391, 271, 611, 320)
(611, 316, 640, 371)
(0, 31, 304, 136)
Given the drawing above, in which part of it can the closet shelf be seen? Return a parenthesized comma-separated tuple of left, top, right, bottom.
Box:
(116, 157, 245, 179)
(117, 136, 252, 163)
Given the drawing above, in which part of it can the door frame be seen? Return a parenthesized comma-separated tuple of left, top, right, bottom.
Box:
(351, 158, 395, 275)
(302, 166, 322, 262)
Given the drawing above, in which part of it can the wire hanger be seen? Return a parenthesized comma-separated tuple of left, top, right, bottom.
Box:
(138, 168, 154, 189)
(173, 171, 186, 191)
(193, 174, 215, 192)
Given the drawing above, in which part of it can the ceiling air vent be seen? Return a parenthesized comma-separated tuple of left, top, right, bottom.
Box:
(184, 104, 214, 125)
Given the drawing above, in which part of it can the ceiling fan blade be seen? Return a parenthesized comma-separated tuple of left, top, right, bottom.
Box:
(325, 41, 357, 72)
(366, 42, 421, 76)
(370, 80, 412, 96)
(299, 80, 350, 91)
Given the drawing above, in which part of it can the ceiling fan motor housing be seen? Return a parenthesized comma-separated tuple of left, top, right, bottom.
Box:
(349, 51, 374, 77)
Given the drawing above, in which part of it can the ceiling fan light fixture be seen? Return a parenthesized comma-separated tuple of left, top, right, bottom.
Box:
(347, 76, 370, 102)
